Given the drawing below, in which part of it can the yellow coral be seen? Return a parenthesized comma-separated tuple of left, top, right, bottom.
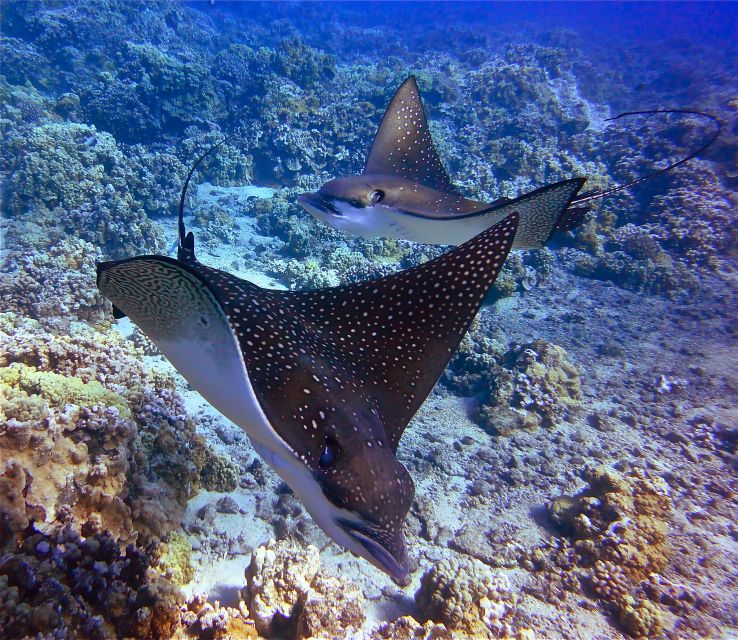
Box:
(0, 363, 130, 418)
(154, 530, 195, 586)
(0, 379, 48, 425)
(618, 596, 664, 638)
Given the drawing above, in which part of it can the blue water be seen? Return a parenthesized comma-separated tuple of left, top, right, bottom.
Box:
(1, 2, 736, 639)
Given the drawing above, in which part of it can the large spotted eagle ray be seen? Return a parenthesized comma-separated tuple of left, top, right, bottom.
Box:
(299, 76, 720, 247)
(96, 139, 581, 584)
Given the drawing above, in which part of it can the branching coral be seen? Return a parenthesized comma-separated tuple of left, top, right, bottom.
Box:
(0, 524, 182, 640)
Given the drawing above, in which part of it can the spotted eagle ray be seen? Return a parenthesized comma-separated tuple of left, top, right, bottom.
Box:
(299, 76, 720, 247)
(95, 143, 584, 584)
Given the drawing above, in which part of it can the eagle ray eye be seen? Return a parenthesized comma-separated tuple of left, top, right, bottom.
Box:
(319, 436, 340, 467)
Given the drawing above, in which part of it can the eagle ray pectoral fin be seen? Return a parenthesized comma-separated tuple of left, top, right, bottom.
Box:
(465, 178, 585, 249)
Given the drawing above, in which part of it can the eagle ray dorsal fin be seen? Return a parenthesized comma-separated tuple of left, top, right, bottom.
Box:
(365, 75, 458, 194)
(289, 212, 519, 450)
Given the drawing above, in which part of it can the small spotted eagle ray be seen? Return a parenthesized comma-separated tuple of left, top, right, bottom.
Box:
(299, 76, 720, 247)
(96, 141, 582, 584)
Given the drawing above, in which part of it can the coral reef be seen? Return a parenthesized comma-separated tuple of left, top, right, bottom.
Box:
(0, 224, 107, 329)
(200, 449, 240, 493)
(370, 616, 450, 639)
(243, 538, 320, 636)
(547, 466, 671, 581)
(192, 204, 239, 248)
(296, 575, 366, 640)
(0, 3, 736, 639)
(180, 595, 257, 639)
(649, 163, 738, 269)
(84, 42, 220, 142)
(561, 246, 700, 297)
(523, 466, 672, 637)
(6, 122, 164, 258)
(266, 257, 341, 290)
(0, 313, 213, 548)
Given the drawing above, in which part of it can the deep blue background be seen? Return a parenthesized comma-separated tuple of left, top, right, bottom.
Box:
(187, 1, 738, 49)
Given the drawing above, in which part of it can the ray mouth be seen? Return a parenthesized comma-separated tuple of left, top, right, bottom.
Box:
(337, 518, 410, 586)
(297, 192, 343, 217)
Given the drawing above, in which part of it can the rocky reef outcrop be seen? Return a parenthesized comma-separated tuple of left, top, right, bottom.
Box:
(447, 324, 583, 435)
(243, 539, 365, 639)
(522, 466, 672, 637)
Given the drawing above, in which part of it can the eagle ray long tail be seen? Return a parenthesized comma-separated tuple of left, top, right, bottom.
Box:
(178, 134, 236, 260)
(572, 109, 721, 206)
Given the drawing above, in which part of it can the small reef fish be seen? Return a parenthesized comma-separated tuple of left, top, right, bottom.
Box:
(299, 76, 720, 248)
(96, 143, 579, 584)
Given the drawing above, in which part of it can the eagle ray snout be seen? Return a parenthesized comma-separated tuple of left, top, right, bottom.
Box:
(338, 518, 410, 586)
(298, 191, 341, 216)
